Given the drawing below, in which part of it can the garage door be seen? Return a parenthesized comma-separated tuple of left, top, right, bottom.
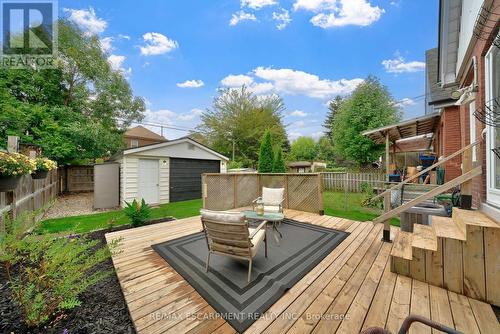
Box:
(169, 158, 220, 202)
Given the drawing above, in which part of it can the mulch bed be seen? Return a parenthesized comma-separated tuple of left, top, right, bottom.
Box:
(0, 218, 174, 334)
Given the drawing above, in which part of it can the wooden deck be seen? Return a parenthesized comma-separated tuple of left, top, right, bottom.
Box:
(105, 210, 499, 334)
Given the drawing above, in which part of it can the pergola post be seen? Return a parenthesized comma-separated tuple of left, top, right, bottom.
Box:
(383, 132, 392, 242)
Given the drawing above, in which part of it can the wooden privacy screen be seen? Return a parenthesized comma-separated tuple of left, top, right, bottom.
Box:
(202, 173, 324, 215)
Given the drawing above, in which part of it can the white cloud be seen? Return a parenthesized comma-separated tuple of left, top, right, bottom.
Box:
(177, 108, 205, 121)
(143, 109, 177, 125)
(241, 0, 278, 10)
(289, 131, 303, 140)
(108, 54, 132, 77)
(100, 37, 113, 52)
(221, 68, 363, 99)
(394, 98, 416, 108)
(140, 32, 178, 56)
(191, 108, 204, 116)
(64, 7, 107, 35)
(294, 0, 384, 28)
(118, 34, 131, 40)
(382, 56, 426, 73)
(177, 80, 205, 88)
(230, 11, 257, 26)
(292, 120, 306, 128)
(253, 67, 363, 99)
(273, 9, 292, 30)
(290, 110, 308, 117)
(221, 74, 255, 87)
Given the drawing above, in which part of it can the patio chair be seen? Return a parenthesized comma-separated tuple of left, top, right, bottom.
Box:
(201, 209, 268, 282)
(252, 187, 285, 213)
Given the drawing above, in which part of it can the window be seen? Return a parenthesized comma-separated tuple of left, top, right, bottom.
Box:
(131, 139, 139, 148)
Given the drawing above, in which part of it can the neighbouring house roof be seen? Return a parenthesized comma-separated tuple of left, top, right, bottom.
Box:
(362, 112, 441, 144)
(112, 137, 229, 161)
(288, 161, 312, 168)
(426, 48, 457, 108)
(124, 125, 168, 142)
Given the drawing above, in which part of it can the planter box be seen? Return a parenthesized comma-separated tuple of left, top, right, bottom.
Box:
(0, 175, 21, 192)
(31, 170, 48, 180)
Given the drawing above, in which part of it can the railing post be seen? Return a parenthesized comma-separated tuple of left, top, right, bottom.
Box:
(461, 147, 473, 209)
(382, 187, 392, 242)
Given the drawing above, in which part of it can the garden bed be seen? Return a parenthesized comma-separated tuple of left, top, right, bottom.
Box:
(0, 217, 174, 334)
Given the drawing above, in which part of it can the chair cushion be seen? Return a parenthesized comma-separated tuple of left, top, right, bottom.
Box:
(264, 205, 281, 213)
(250, 229, 266, 257)
(200, 209, 245, 224)
(262, 187, 284, 206)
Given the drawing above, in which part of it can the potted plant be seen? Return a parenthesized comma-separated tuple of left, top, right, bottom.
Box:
(31, 157, 57, 179)
(0, 152, 36, 191)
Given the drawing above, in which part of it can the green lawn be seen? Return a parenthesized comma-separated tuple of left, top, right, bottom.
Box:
(323, 191, 400, 226)
(39, 190, 399, 234)
(38, 199, 203, 234)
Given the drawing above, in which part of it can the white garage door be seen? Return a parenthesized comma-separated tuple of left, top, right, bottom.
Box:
(138, 159, 159, 204)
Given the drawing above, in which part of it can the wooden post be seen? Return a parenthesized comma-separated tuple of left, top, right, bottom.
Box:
(201, 174, 207, 209)
(385, 132, 390, 182)
(233, 174, 237, 209)
(318, 173, 324, 215)
(382, 190, 392, 242)
(461, 147, 473, 209)
(284, 174, 289, 209)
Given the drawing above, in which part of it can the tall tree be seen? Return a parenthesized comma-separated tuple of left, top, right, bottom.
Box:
(272, 148, 286, 173)
(317, 136, 336, 162)
(323, 95, 344, 140)
(258, 130, 274, 173)
(289, 137, 319, 161)
(197, 87, 288, 167)
(331, 76, 401, 165)
(0, 20, 145, 163)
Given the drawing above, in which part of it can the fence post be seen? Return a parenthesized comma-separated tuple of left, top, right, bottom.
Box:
(201, 174, 207, 209)
(460, 147, 472, 209)
(284, 174, 289, 209)
(382, 188, 392, 242)
(233, 174, 237, 209)
(318, 173, 324, 215)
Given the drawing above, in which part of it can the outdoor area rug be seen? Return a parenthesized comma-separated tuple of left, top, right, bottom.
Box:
(152, 218, 349, 333)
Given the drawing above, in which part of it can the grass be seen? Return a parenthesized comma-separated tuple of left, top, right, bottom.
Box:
(38, 199, 203, 234)
(39, 190, 399, 234)
(323, 191, 400, 226)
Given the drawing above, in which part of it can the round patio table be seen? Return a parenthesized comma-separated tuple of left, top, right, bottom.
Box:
(242, 210, 285, 244)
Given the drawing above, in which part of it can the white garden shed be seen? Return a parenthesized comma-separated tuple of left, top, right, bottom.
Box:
(113, 137, 228, 207)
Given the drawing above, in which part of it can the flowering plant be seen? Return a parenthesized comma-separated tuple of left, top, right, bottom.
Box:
(0, 152, 36, 177)
(33, 157, 57, 172)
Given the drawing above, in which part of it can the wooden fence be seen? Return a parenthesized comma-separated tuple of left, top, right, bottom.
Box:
(322, 171, 386, 192)
(58, 165, 94, 193)
(202, 173, 324, 214)
(0, 169, 58, 221)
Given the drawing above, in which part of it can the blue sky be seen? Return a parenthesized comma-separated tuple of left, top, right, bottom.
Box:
(60, 0, 438, 140)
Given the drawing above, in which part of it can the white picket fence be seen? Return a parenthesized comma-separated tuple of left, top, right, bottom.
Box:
(322, 172, 386, 192)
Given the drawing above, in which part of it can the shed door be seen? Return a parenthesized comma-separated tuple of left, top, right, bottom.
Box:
(138, 159, 159, 204)
(169, 158, 220, 202)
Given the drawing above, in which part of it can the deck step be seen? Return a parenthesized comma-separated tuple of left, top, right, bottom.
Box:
(391, 230, 413, 260)
(432, 216, 466, 241)
(453, 207, 500, 229)
(412, 224, 437, 251)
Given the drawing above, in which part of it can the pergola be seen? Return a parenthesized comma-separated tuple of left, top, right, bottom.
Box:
(362, 112, 441, 179)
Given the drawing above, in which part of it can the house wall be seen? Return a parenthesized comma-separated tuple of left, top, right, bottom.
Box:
(454, 0, 499, 208)
(438, 106, 463, 182)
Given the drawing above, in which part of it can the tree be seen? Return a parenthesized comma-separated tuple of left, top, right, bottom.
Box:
(272, 148, 286, 173)
(289, 137, 319, 161)
(258, 130, 274, 173)
(0, 20, 145, 163)
(331, 76, 401, 165)
(196, 87, 288, 167)
(317, 136, 336, 162)
(323, 96, 344, 140)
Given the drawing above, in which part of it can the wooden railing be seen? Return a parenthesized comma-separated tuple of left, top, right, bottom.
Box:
(374, 139, 483, 240)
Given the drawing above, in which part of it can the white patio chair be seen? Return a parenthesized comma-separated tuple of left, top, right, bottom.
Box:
(201, 209, 268, 282)
(253, 187, 285, 213)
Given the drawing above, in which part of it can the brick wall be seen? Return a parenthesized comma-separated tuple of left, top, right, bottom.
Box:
(439, 106, 462, 182)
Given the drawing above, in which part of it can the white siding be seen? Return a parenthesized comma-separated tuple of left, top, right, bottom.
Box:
(456, 0, 483, 73)
(132, 141, 227, 161)
(159, 158, 170, 203)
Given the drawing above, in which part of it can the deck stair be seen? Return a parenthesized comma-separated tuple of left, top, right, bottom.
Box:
(390, 207, 500, 307)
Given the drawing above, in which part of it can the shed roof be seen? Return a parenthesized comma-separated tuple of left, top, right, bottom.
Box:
(288, 161, 312, 168)
(362, 112, 441, 144)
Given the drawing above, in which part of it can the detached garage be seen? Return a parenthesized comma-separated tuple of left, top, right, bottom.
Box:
(113, 137, 228, 206)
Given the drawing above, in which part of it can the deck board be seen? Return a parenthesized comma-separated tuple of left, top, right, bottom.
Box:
(105, 210, 497, 334)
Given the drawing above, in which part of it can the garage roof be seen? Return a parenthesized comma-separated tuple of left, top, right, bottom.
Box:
(362, 112, 441, 144)
(116, 137, 229, 161)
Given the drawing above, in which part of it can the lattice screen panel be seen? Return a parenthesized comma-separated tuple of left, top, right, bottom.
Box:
(235, 174, 259, 208)
(204, 174, 235, 211)
(287, 175, 321, 213)
(260, 175, 285, 189)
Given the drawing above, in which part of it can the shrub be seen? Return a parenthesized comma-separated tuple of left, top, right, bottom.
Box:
(360, 182, 382, 208)
(0, 213, 118, 327)
(33, 157, 57, 172)
(272, 148, 286, 173)
(123, 198, 151, 227)
(0, 152, 36, 177)
(258, 130, 274, 173)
